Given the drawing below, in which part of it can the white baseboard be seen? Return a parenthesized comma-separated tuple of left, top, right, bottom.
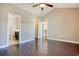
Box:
(0, 39, 34, 49)
(20, 39, 34, 44)
(48, 38, 79, 44)
(0, 45, 8, 49)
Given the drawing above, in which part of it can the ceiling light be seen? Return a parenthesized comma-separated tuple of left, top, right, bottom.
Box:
(40, 4, 45, 8)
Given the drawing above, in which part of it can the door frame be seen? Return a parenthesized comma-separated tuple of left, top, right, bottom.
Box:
(7, 12, 21, 47)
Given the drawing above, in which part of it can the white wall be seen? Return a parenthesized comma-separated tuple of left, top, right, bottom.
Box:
(0, 4, 36, 48)
(44, 8, 79, 42)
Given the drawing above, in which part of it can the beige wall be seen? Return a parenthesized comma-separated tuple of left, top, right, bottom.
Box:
(44, 8, 79, 42)
(0, 4, 36, 47)
(0, 4, 3, 46)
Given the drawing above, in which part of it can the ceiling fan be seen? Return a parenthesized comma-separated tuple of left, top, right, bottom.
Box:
(32, 3, 53, 10)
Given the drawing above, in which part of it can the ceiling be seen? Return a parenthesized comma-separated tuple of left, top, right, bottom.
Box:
(11, 3, 79, 16)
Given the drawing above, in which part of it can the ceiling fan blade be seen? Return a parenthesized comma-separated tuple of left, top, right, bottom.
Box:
(45, 3, 53, 7)
(32, 4, 40, 7)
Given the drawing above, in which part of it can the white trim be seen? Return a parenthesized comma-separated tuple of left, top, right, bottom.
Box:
(20, 39, 34, 44)
(48, 38, 79, 44)
(0, 39, 34, 49)
(0, 45, 8, 49)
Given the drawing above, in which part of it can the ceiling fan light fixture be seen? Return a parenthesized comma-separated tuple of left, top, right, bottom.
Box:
(40, 4, 45, 8)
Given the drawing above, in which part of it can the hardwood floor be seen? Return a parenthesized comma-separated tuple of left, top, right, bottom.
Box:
(0, 39, 79, 56)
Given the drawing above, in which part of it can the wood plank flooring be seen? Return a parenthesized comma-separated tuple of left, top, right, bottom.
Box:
(0, 39, 79, 56)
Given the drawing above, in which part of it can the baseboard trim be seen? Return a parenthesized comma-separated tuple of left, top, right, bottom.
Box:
(20, 39, 34, 44)
(0, 39, 34, 49)
(0, 45, 8, 49)
(48, 38, 79, 44)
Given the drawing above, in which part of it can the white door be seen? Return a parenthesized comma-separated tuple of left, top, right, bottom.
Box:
(38, 21, 42, 39)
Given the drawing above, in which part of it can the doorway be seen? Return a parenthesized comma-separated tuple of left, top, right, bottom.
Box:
(7, 13, 21, 46)
(38, 21, 48, 39)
